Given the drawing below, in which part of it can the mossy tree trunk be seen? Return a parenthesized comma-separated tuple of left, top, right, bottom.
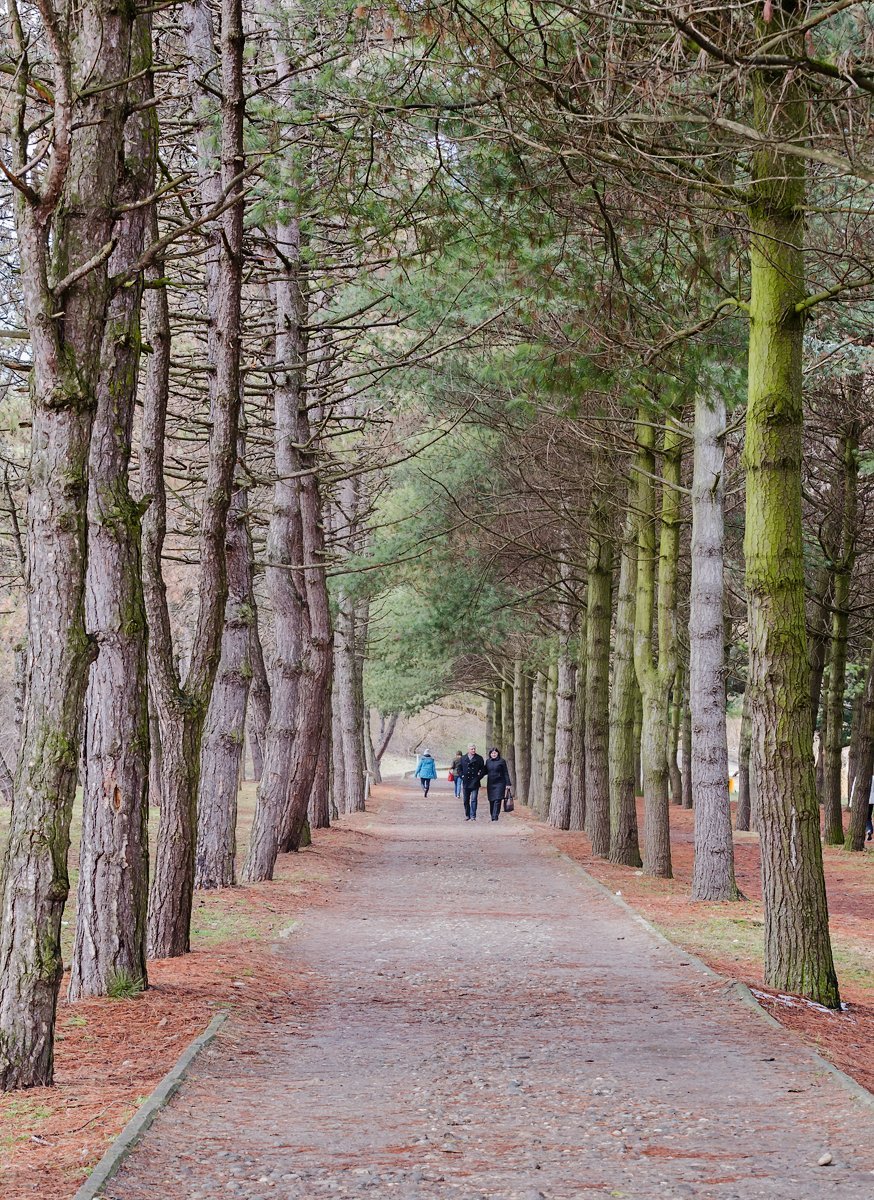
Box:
(502, 676, 517, 791)
(609, 490, 641, 867)
(808, 565, 833, 738)
(513, 661, 530, 804)
(309, 693, 333, 830)
(569, 618, 587, 832)
(744, 3, 839, 1006)
(194, 452, 255, 890)
(69, 28, 156, 1000)
(246, 616, 271, 784)
(330, 669, 346, 819)
(585, 500, 612, 857)
(541, 659, 559, 815)
(0, 0, 140, 1087)
(735, 688, 752, 831)
(243, 199, 332, 875)
(822, 421, 860, 845)
(846, 635, 874, 852)
(146, 0, 244, 958)
(548, 560, 576, 829)
(633, 413, 681, 879)
(529, 671, 546, 811)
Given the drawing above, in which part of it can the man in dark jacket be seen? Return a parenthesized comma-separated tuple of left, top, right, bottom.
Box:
(460, 743, 485, 821)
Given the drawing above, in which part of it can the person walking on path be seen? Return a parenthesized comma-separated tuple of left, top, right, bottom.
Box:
(460, 743, 485, 821)
(483, 747, 512, 822)
(415, 749, 437, 797)
(451, 749, 465, 801)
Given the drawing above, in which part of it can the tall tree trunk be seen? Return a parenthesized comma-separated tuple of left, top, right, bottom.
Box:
(246, 613, 271, 784)
(513, 661, 530, 804)
(542, 658, 559, 813)
(493, 685, 502, 751)
(744, 5, 839, 1005)
(548, 561, 576, 829)
(310, 694, 332, 830)
(530, 672, 547, 812)
(194, 452, 256, 890)
(822, 422, 860, 845)
(609, 495, 642, 867)
(149, 698, 163, 808)
(242, 203, 332, 874)
(735, 689, 752, 831)
(689, 391, 738, 901)
(846, 635, 874, 852)
(634, 414, 681, 879)
(0, 0, 139, 1088)
(334, 588, 366, 814)
(330, 669, 346, 819)
(585, 502, 612, 857)
(633, 683, 643, 797)
(485, 693, 496, 750)
(502, 676, 517, 790)
(146, 0, 244, 958)
(680, 696, 693, 810)
(375, 712, 399, 773)
(847, 691, 864, 810)
(69, 32, 156, 1000)
(569, 623, 587, 832)
(362, 717, 376, 793)
(808, 566, 833, 737)
(668, 673, 683, 805)
(364, 712, 381, 786)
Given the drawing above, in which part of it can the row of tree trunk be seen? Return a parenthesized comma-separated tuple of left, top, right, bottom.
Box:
(0, 0, 376, 1090)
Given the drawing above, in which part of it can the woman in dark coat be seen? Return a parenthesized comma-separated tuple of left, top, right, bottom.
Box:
(482, 747, 511, 822)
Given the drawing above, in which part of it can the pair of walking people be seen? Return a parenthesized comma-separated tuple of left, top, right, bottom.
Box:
(450, 744, 512, 822)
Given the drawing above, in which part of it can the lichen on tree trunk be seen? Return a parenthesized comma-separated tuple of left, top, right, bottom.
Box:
(145, 0, 245, 957)
(743, 2, 839, 1006)
(584, 499, 612, 857)
(633, 413, 681, 880)
(69, 24, 156, 998)
(0, 0, 142, 1087)
(513, 660, 530, 805)
(609, 488, 641, 868)
(548, 558, 576, 830)
(822, 421, 860, 846)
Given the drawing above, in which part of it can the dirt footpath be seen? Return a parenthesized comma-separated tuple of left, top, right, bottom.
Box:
(106, 783, 874, 1200)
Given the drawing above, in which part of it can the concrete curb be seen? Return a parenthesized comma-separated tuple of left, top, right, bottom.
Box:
(541, 836, 874, 1111)
(72, 1010, 229, 1200)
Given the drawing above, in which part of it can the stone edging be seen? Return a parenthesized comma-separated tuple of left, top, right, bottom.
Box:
(71, 1009, 229, 1200)
(542, 837, 874, 1111)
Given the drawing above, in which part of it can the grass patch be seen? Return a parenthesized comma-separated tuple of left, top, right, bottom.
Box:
(106, 968, 145, 1000)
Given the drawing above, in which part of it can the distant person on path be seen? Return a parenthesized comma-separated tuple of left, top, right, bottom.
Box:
(415, 749, 437, 797)
(460, 743, 485, 821)
(483, 747, 512, 822)
(451, 749, 464, 801)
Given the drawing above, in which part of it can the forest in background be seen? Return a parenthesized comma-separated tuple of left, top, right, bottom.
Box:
(0, 0, 873, 1092)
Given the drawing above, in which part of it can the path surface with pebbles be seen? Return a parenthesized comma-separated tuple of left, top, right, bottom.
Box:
(107, 782, 874, 1200)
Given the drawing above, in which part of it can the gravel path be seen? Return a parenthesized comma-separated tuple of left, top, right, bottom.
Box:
(107, 783, 874, 1200)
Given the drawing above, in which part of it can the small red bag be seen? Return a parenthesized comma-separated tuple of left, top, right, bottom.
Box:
(448, 770, 454, 782)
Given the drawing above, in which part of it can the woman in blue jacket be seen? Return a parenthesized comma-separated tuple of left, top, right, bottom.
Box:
(415, 749, 437, 797)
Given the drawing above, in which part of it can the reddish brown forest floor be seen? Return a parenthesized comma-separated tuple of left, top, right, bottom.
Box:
(0, 816, 378, 1200)
(520, 800, 874, 1098)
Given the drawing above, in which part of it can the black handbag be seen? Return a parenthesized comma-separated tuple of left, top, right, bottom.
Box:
(503, 787, 514, 813)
